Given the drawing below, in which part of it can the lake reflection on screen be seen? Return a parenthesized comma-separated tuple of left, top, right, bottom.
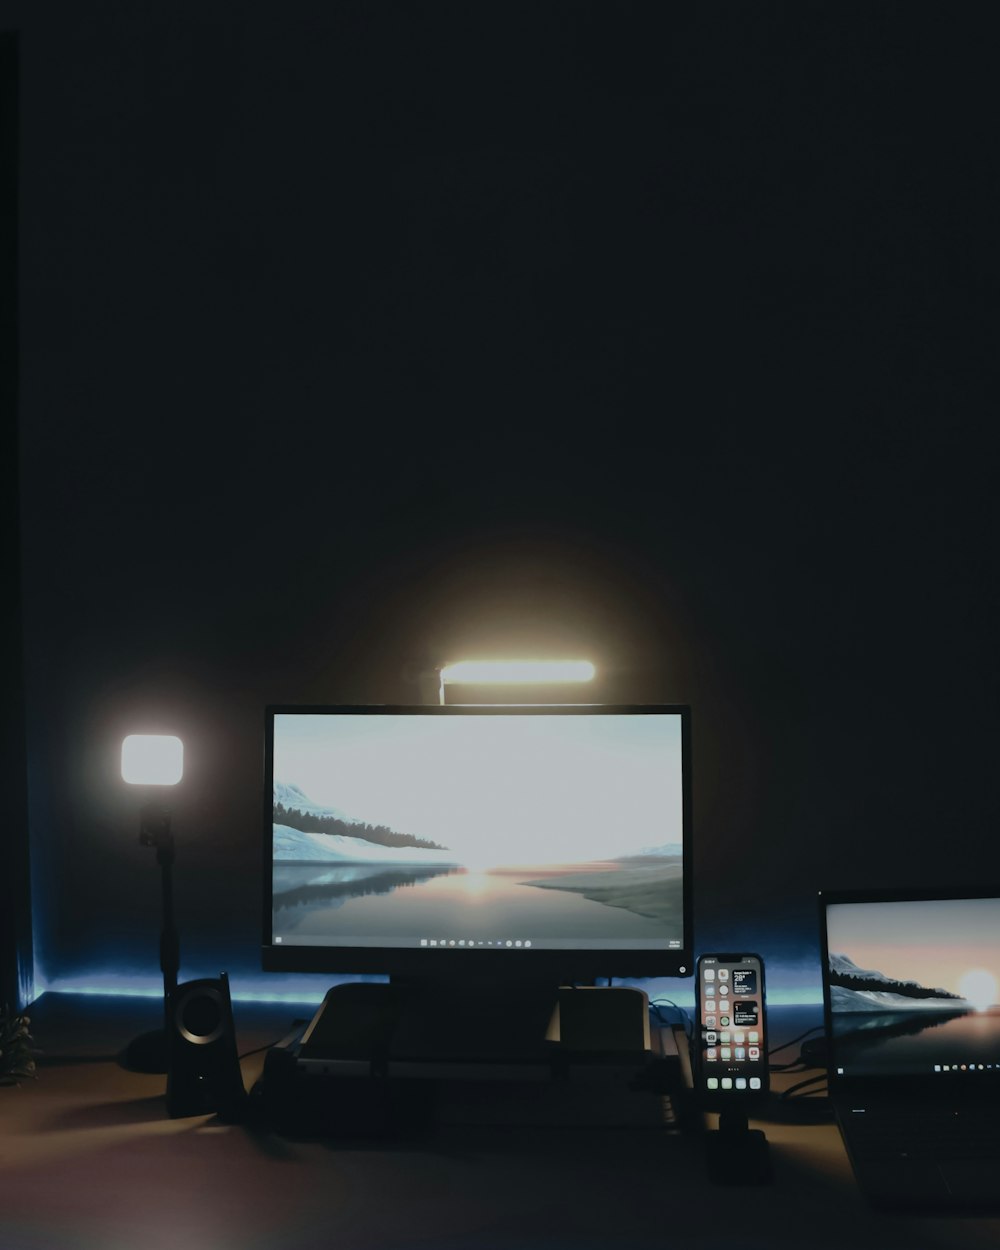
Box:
(833, 1009, 1000, 1073)
(272, 860, 682, 944)
(273, 863, 458, 916)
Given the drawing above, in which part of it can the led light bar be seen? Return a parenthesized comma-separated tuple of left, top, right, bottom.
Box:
(439, 660, 596, 685)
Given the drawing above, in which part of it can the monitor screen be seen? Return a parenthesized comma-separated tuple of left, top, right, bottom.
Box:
(262, 704, 692, 982)
(821, 890, 1000, 1082)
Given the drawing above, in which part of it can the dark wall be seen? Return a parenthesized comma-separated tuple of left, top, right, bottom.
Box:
(1, 29, 32, 1011)
(14, 3, 999, 998)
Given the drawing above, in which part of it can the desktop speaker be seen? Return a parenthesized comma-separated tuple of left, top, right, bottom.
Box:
(166, 972, 246, 1120)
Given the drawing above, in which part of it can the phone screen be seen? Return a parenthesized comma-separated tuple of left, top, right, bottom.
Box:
(695, 953, 768, 1099)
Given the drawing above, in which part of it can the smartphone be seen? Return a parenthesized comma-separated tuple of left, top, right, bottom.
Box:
(694, 952, 768, 1102)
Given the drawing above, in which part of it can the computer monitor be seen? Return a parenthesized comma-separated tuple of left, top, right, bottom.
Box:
(262, 704, 692, 988)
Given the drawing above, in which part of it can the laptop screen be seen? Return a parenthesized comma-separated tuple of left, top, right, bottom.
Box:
(820, 891, 1000, 1083)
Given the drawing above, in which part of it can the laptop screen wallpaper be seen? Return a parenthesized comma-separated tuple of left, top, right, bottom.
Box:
(826, 896, 1000, 1078)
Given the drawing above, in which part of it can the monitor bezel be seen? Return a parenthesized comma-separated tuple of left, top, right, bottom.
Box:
(262, 703, 693, 982)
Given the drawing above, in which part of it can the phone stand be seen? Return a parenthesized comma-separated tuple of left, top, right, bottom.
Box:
(704, 1107, 772, 1185)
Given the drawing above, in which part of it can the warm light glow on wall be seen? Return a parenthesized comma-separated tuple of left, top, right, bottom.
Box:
(121, 734, 184, 785)
(440, 660, 596, 685)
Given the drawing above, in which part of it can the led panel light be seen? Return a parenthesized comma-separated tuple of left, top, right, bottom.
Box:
(121, 734, 184, 786)
(440, 660, 595, 685)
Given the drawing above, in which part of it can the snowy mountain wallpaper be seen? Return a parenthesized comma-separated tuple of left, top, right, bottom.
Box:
(826, 897, 1000, 1074)
(269, 713, 685, 951)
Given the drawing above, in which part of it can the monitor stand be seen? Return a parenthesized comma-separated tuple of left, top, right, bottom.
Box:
(389, 976, 560, 1064)
(298, 978, 561, 1068)
(259, 979, 683, 1138)
(295, 977, 665, 1073)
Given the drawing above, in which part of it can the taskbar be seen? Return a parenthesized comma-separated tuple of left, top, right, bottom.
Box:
(273, 934, 683, 951)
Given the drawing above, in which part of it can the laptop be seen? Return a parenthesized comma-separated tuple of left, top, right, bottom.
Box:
(819, 887, 1000, 1211)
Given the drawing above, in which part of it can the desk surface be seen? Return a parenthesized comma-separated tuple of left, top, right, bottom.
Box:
(2, 993, 998, 1250)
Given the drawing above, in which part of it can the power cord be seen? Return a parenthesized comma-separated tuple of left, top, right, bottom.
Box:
(239, 1020, 308, 1063)
(770, 1031, 832, 1121)
(768, 1024, 825, 1071)
(650, 997, 694, 1041)
(780, 1072, 828, 1100)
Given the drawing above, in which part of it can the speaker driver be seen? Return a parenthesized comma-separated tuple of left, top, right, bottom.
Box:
(175, 984, 225, 1045)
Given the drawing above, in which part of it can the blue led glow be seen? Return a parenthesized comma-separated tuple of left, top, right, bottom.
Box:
(41, 970, 821, 1007)
(40, 970, 380, 1006)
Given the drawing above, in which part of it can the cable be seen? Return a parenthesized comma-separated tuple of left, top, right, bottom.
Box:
(650, 998, 694, 1040)
(780, 1072, 828, 1100)
(768, 1024, 823, 1059)
(766, 1024, 826, 1073)
(239, 1023, 308, 1063)
(238, 1042, 282, 1061)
